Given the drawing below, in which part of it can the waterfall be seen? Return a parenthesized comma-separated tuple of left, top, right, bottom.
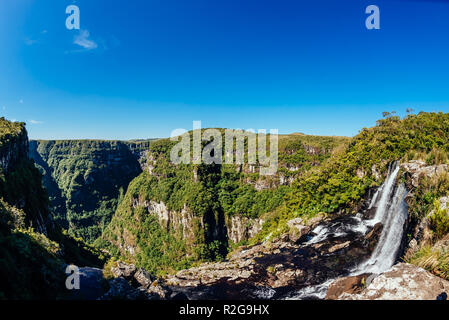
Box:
(353, 164, 408, 274)
(287, 162, 409, 299)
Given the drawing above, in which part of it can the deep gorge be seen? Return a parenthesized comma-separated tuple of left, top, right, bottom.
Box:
(1, 113, 449, 300)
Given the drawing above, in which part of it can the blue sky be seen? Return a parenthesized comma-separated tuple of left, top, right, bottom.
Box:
(1, 0, 448, 140)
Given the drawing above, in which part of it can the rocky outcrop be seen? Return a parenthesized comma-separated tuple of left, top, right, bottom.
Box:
(132, 199, 200, 242)
(0, 121, 50, 234)
(111, 261, 137, 280)
(133, 268, 155, 288)
(286, 218, 310, 243)
(337, 263, 449, 300)
(403, 194, 449, 260)
(0, 129, 28, 174)
(325, 273, 372, 300)
(104, 262, 173, 300)
(164, 214, 382, 300)
(401, 160, 448, 188)
(132, 198, 264, 245)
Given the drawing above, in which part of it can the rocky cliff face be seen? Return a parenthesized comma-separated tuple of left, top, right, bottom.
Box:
(131, 198, 198, 242)
(226, 215, 263, 244)
(0, 118, 107, 299)
(0, 126, 28, 174)
(0, 120, 50, 233)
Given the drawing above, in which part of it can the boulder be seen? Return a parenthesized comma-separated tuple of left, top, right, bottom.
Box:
(401, 161, 448, 188)
(338, 263, 449, 300)
(111, 261, 136, 280)
(147, 279, 172, 299)
(326, 273, 371, 300)
(133, 268, 154, 289)
(287, 218, 310, 243)
(364, 223, 383, 250)
(363, 207, 377, 220)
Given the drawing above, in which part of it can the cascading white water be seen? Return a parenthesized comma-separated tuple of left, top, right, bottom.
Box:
(288, 162, 409, 299)
(354, 182, 408, 274)
(371, 165, 401, 225)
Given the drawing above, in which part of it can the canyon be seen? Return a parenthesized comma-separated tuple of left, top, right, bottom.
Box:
(1, 113, 449, 300)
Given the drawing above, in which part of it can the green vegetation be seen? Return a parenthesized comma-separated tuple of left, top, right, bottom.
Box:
(254, 112, 449, 243)
(0, 119, 106, 299)
(406, 244, 449, 281)
(0, 199, 65, 299)
(30, 139, 146, 242)
(429, 199, 449, 239)
(405, 162, 449, 280)
(5, 112, 449, 293)
(0, 118, 24, 150)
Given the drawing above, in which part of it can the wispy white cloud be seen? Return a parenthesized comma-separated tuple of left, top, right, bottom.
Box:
(73, 30, 98, 50)
(29, 120, 44, 125)
(24, 38, 38, 46)
(24, 30, 48, 46)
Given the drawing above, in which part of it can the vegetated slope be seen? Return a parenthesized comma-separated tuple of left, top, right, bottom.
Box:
(255, 112, 449, 246)
(0, 118, 106, 299)
(29, 139, 152, 242)
(155, 112, 449, 293)
(97, 130, 348, 276)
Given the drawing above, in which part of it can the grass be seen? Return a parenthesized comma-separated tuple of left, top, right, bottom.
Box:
(406, 242, 449, 280)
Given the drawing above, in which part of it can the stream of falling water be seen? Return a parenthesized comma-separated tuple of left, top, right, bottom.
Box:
(287, 162, 409, 299)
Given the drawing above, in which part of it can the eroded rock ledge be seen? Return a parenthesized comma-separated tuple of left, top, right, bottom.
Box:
(328, 263, 449, 300)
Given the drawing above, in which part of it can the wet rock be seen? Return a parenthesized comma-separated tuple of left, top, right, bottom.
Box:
(364, 223, 383, 250)
(364, 207, 377, 219)
(328, 241, 351, 253)
(325, 273, 371, 300)
(165, 213, 388, 300)
(339, 263, 449, 300)
(111, 261, 136, 280)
